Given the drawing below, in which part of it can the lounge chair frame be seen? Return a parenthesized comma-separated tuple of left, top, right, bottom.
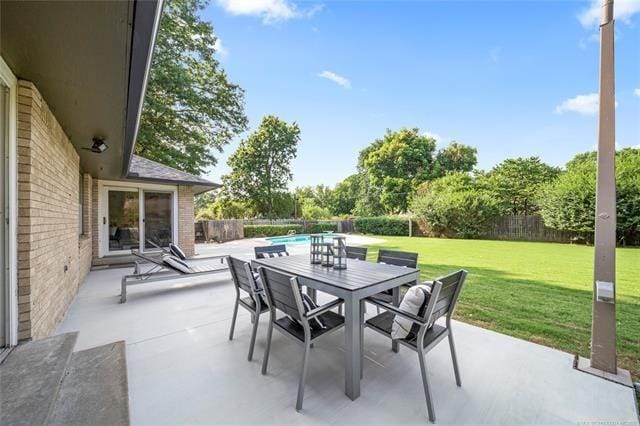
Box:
(120, 251, 227, 303)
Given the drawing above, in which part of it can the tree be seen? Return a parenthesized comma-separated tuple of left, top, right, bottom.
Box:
(329, 174, 361, 216)
(136, 0, 247, 174)
(411, 172, 500, 238)
(362, 128, 437, 213)
(300, 198, 331, 220)
(223, 115, 300, 218)
(434, 142, 478, 177)
(481, 157, 560, 215)
(538, 148, 640, 244)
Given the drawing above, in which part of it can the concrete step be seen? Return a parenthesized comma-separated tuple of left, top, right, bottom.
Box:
(49, 341, 130, 426)
(0, 332, 78, 426)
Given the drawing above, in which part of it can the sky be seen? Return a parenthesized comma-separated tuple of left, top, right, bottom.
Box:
(200, 0, 640, 188)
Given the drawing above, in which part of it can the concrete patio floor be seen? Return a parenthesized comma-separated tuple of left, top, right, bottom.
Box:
(56, 241, 639, 425)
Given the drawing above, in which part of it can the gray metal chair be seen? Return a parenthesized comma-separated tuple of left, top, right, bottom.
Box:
(254, 244, 289, 259)
(364, 269, 468, 422)
(227, 256, 269, 361)
(258, 266, 345, 411)
(345, 246, 367, 260)
(370, 249, 419, 311)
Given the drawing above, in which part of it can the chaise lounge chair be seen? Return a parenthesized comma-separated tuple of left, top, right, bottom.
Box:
(121, 251, 228, 303)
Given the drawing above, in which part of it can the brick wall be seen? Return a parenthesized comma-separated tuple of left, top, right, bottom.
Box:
(16, 81, 82, 341)
(178, 185, 195, 256)
(79, 173, 93, 283)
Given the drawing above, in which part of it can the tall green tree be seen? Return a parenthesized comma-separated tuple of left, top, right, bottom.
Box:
(362, 128, 437, 213)
(329, 174, 361, 216)
(136, 0, 247, 174)
(481, 157, 560, 215)
(223, 115, 300, 218)
(434, 142, 478, 177)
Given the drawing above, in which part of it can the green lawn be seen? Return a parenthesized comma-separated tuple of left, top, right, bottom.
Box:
(362, 237, 640, 379)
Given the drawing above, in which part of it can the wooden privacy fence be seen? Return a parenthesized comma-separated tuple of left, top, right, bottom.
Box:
(196, 220, 244, 243)
(485, 215, 578, 243)
(195, 219, 355, 243)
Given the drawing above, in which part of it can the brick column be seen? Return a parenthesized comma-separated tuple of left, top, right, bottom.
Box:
(177, 185, 195, 256)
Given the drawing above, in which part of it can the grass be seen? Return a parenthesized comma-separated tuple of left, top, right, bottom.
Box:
(362, 236, 640, 380)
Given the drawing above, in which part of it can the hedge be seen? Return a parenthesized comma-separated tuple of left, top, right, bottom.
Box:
(308, 223, 338, 233)
(244, 224, 304, 238)
(354, 216, 409, 236)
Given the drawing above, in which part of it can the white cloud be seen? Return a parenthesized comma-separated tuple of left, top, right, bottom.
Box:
(213, 38, 228, 57)
(578, 0, 640, 28)
(423, 131, 446, 146)
(216, 0, 322, 24)
(554, 93, 619, 116)
(555, 93, 599, 115)
(635, 88, 640, 97)
(317, 71, 351, 89)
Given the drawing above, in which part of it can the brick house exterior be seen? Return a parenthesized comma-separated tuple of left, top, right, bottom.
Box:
(1, 1, 217, 344)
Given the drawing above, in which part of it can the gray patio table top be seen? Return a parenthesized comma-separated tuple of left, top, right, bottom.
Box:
(252, 254, 420, 400)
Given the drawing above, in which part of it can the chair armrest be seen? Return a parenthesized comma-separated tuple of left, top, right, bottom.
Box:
(366, 298, 428, 326)
(305, 298, 344, 319)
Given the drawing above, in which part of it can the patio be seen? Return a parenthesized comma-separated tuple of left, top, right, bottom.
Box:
(53, 240, 638, 425)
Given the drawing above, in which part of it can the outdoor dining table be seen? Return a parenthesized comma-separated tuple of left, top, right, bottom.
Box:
(252, 254, 420, 400)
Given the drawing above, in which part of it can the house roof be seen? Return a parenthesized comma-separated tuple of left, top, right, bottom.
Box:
(127, 155, 220, 194)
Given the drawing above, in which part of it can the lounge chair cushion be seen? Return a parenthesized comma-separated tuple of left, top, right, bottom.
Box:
(169, 243, 187, 260)
(162, 254, 192, 273)
(391, 284, 432, 340)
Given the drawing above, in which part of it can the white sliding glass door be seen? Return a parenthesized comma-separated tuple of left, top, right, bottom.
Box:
(101, 184, 176, 256)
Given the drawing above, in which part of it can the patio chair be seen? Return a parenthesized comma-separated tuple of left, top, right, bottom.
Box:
(364, 269, 467, 422)
(258, 266, 345, 411)
(254, 244, 289, 259)
(345, 246, 367, 260)
(369, 249, 419, 313)
(137, 239, 221, 273)
(120, 251, 228, 303)
(227, 256, 269, 361)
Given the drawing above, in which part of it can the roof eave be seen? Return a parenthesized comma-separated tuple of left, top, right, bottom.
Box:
(121, 0, 165, 178)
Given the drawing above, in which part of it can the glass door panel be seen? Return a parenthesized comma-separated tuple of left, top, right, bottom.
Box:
(107, 190, 140, 252)
(144, 191, 172, 250)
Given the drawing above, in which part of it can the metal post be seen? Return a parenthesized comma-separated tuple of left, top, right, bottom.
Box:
(591, 0, 616, 374)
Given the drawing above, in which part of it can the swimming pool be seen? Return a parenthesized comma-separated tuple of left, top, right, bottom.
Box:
(267, 233, 339, 245)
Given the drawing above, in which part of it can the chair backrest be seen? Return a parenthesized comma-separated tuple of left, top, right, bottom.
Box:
(345, 246, 367, 261)
(377, 249, 418, 268)
(227, 256, 259, 295)
(429, 270, 467, 322)
(258, 266, 304, 322)
(255, 244, 289, 259)
(131, 250, 167, 268)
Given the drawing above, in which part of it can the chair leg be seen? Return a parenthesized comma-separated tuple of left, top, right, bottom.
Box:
(248, 311, 260, 361)
(296, 341, 312, 411)
(338, 305, 342, 315)
(417, 349, 436, 423)
(448, 331, 462, 386)
(360, 300, 365, 379)
(228, 298, 239, 340)
(261, 321, 274, 375)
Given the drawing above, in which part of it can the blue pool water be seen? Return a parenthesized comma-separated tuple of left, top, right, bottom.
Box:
(267, 233, 338, 245)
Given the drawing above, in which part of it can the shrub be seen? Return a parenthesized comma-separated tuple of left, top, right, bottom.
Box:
(410, 172, 500, 238)
(354, 216, 410, 236)
(308, 223, 338, 233)
(244, 224, 304, 238)
(538, 148, 640, 244)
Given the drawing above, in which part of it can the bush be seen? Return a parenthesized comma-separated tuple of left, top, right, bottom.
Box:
(354, 216, 410, 236)
(410, 172, 500, 238)
(244, 224, 304, 238)
(538, 148, 640, 244)
(308, 223, 338, 233)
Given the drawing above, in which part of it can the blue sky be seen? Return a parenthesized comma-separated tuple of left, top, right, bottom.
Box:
(201, 0, 640, 187)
